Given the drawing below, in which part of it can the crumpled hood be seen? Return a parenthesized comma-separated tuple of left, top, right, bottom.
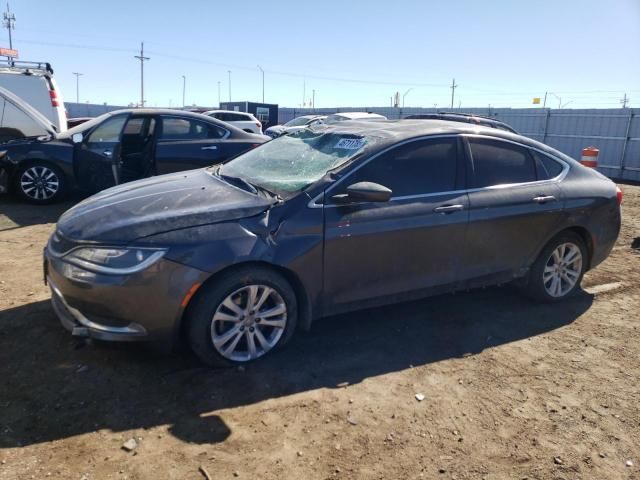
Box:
(57, 169, 274, 243)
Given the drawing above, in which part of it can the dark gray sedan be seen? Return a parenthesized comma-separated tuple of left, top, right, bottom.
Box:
(44, 120, 621, 365)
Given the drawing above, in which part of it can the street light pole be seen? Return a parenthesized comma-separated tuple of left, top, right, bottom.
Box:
(257, 65, 264, 103)
(182, 75, 186, 108)
(72, 72, 83, 103)
(549, 92, 562, 109)
(402, 88, 413, 108)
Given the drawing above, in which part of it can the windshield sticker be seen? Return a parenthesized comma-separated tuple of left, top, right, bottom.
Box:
(334, 138, 366, 150)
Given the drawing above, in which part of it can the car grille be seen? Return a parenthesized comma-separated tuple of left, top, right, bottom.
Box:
(48, 231, 77, 256)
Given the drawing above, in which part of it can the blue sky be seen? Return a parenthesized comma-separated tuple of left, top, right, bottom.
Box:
(7, 0, 640, 109)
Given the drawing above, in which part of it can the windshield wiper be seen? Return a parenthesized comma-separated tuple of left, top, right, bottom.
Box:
(213, 166, 281, 202)
(251, 183, 282, 202)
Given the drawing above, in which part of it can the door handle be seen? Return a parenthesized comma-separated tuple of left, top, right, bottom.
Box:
(532, 195, 556, 203)
(434, 204, 464, 213)
(201, 145, 218, 150)
(102, 149, 112, 157)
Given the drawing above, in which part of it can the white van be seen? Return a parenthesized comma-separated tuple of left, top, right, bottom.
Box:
(0, 61, 67, 135)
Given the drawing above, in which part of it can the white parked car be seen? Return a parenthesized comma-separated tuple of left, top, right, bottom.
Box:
(324, 112, 387, 123)
(203, 110, 262, 134)
(0, 60, 67, 135)
(264, 114, 326, 138)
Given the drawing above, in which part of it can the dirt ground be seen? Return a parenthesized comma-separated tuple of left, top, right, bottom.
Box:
(0, 185, 639, 480)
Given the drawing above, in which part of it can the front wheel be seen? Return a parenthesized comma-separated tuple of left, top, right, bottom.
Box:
(15, 163, 66, 204)
(525, 231, 587, 302)
(186, 266, 297, 367)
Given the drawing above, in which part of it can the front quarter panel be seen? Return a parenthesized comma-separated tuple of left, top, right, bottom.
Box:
(138, 195, 325, 319)
(1, 140, 75, 187)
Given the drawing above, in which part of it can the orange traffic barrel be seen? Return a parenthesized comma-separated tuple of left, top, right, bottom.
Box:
(580, 146, 599, 168)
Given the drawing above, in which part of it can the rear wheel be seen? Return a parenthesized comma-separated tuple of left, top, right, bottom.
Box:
(525, 231, 587, 302)
(15, 162, 66, 204)
(186, 266, 297, 367)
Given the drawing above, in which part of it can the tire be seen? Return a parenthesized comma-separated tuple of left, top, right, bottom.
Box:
(524, 231, 587, 303)
(186, 266, 298, 367)
(15, 162, 66, 204)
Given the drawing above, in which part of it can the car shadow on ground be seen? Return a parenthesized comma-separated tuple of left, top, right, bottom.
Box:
(0, 286, 593, 448)
(0, 195, 85, 231)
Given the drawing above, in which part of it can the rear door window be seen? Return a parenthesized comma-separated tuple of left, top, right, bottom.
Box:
(336, 138, 458, 198)
(226, 112, 249, 122)
(532, 150, 564, 179)
(160, 117, 226, 140)
(468, 138, 536, 187)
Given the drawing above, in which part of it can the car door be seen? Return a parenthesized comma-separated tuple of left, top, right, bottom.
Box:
(154, 116, 229, 174)
(322, 136, 469, 312)
(74, 113, 129, 192)
(461, 136, 566, 282)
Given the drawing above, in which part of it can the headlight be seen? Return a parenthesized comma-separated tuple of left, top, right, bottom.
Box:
(64, 247, 166, 274)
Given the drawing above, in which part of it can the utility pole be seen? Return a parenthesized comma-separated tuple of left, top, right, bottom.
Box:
(181, 75, 186, 107)
(257, 65, 264, 103)
(72, 72, 83, 103)
(621, 93, 629, 108)
(134, 42, 150, 107)
(227, 70, 231, 102)
(450, 78, 458, 109)
(543, 92, 548, 108)
(3, 3, 15, 64)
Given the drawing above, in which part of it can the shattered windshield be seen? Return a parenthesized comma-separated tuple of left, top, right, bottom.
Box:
(219, 130, 368, 197)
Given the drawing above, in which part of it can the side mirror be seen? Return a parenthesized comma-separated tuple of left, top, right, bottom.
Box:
(333, 181, 392, 203)
(72, 133, 83, 144)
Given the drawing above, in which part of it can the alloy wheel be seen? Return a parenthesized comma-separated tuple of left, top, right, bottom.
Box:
(543, 242, 583, 298)
(210, 284, 287, 362)
(20, 166, 59, 200)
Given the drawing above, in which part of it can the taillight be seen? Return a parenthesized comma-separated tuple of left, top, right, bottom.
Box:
(616, 186, 623, 205)
(49, 90, 59, 107)
(255, 122, 261, 128)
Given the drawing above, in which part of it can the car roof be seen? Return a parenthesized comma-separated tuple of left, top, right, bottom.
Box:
(94, 109, 255, 136)
(203, 109, 253, 116)
(310, 119, 566, 160)
(330, 112, 386, 119)
(404, 112, 517, 133)
(296, 114, 325, 120)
